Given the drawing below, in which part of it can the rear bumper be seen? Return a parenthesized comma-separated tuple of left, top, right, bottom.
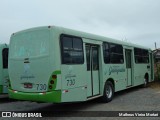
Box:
(8, 89, 61, 103)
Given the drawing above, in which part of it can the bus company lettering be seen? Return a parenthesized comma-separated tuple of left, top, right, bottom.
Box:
(20, 64, 35, 80)
(65, 74, 76, 79)
(20, 75, 35, 80)
(109, 66, 125, 75)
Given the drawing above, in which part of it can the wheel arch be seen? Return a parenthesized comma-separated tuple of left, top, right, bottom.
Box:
(144, 73, 149, 82)
(102, 78, 115, 103)
(105, 78, 115, 91)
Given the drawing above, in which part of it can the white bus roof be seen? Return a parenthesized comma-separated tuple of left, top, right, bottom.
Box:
(12, 25, 151, 50)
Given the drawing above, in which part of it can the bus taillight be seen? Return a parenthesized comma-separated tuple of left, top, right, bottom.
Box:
(50, 80, 54, 84)
(12, 90, 18, 93)
(48, 71, 61, 91)
(49, 85, 52, 89)
(52, 75, 57, 79)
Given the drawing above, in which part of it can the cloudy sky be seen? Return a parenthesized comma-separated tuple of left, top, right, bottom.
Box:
(0, 0, 160, 49)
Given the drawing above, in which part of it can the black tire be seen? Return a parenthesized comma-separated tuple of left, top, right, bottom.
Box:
(102, 81, 114, 103)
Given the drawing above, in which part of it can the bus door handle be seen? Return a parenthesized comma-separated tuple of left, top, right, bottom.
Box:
(147, 65, 150, 69)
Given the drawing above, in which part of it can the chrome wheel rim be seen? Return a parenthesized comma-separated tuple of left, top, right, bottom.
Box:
(144, 79, 147, 85)
(106, 85, 112, 98)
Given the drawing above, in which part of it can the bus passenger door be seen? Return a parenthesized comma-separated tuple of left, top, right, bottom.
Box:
(85, 45, 100, 98)
(125, 49, 132, 86)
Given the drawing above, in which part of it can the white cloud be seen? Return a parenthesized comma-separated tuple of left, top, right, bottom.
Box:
(0, 0, 160, 49)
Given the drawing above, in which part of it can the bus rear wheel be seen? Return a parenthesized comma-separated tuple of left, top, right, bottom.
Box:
(102, 81, 114, 103)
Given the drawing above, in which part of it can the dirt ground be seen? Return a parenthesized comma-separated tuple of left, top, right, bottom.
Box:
(0, 80, 160, 120)
(149, 80, 160, 90)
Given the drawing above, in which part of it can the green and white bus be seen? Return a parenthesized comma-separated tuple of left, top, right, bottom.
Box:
(8, 26, 154, 103)
(0, 44, 9, 94)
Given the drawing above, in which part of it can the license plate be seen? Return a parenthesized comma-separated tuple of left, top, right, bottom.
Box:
(24, 83, 32, 88)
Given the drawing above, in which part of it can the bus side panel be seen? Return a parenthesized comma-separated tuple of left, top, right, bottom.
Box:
(103, 64, 127, 92)
(50, 28, 62, 90)
(59, 34, 87, 102)
(61, 87, 87, 102)
(61, 65, 87, 102)
(134, 64, 148, 86)
(133, 48, 151, 86)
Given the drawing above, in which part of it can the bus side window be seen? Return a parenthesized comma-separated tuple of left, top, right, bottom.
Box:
(103, 42, 123, 64)
(134, 48, 149, 64)
(110, 44, 124, 64)
(61, 35, 84, 64)
(2, 48, 8, 69)
(103, 42, 110, 64)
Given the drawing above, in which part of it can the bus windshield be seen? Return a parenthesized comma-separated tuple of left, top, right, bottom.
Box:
(10, 30, 49, 58)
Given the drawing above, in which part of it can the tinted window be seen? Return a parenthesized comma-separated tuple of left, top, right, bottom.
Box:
(62, 36, 72, 50)
(142, 50, 149, 56)
(110, 53, 124, 63)
(2, 48, 8, 68)
(134, 48, 149, 63)
(92, 47, 99, 70)
(110, 44, 123, 63)
(103, 42, 124, 64)
(73, 38, 83, 51)
(125, 50, 132, 68)
(86, 45, 90, 70)
(61, 35, 84, 64)
(10, 30, 49, 58)
(103, 43, 110, 63)
(134, 48, 141, 56)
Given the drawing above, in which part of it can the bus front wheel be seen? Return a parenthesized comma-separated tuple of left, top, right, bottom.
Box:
(102, 81, 114, 103)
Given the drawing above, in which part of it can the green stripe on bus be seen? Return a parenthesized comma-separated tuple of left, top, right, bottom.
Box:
(48, 70, 61, 91)
(9, 89, 61, 103)
(53, 70, 61, 75)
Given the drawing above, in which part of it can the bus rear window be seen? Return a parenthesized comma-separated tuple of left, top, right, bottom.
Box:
(10, 30, 49, 58)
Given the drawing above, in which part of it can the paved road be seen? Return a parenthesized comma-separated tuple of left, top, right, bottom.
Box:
(0, 84, 160, 120)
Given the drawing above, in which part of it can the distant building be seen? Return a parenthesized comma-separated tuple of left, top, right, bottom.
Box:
(153, 48, 160, 63)
(153, 48, 160, 80)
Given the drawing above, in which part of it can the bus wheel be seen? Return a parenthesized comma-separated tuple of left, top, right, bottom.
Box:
(143, 74, 148, 87)
(102, 81, 114, 103)
(143, 78, 148, 87)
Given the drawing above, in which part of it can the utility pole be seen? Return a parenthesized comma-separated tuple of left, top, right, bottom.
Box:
(155, 42, 157, 49)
